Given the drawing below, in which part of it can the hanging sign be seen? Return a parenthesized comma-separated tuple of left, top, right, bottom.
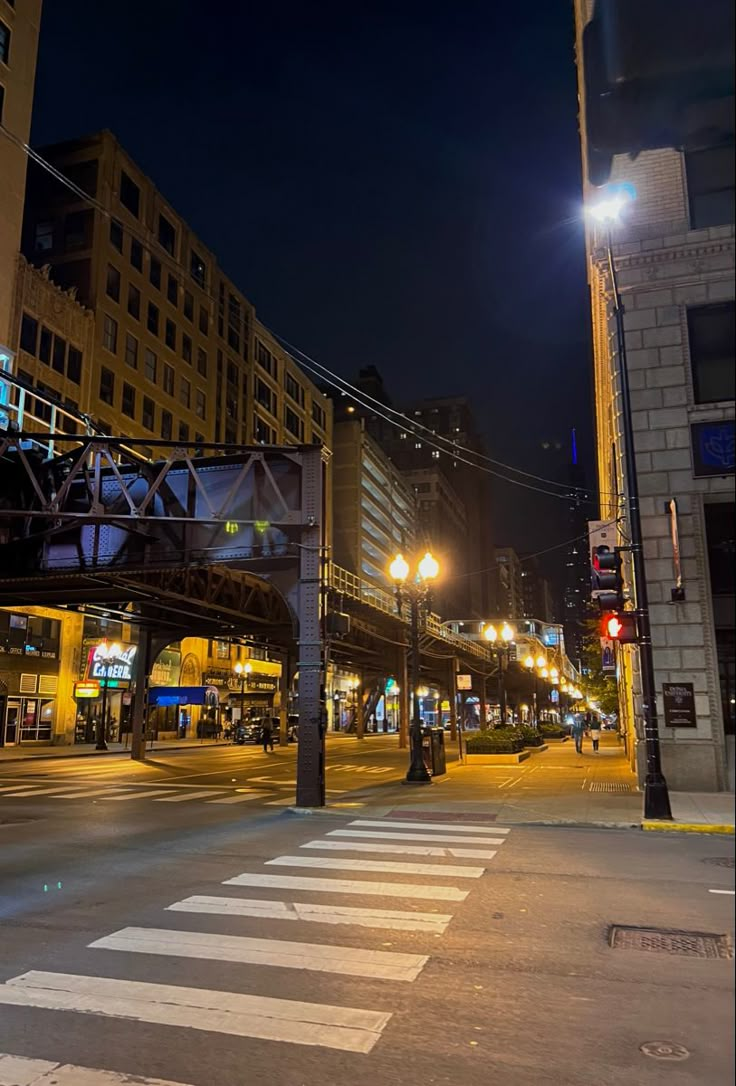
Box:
(662, 682, 696, 728)
(85, 641, 137, 686)
(74, 680, 100, 699)
(456, 674, 472, 690)
(600, 637, 616, 674)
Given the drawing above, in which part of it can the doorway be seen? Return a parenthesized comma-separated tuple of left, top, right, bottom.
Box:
(3, 699, 20, 745)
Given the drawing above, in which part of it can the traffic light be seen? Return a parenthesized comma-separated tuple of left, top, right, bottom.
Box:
(592, 545, 625, 611)
(601, 611, 638, 644)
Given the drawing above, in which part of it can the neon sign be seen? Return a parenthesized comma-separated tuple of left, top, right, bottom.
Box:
(85, 641, 137, 685)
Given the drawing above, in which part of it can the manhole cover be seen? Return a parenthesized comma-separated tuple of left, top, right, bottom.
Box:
(609, 925, 733, 959)
(702, 857, 735, 869)
(640, 1042, 690, 1062)
(589, 782, 635, 793)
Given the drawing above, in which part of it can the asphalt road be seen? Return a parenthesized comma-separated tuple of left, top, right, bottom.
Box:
(0, 742, 734, 1086)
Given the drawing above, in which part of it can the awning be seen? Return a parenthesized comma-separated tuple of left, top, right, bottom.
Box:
(148, 685, 219, 707)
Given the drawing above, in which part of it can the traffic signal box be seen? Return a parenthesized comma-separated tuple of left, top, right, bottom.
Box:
(601, 611, 638, 644)
(593, 544, 638, 644)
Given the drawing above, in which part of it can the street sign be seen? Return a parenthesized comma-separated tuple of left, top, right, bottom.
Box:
(662, 682, 696, 728)
(456, 674, 472, 690)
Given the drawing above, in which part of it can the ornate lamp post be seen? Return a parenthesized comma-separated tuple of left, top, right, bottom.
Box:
(389, 551, 440, 784)
(233, 661, 252, 730)
(484, 622, 516, 724)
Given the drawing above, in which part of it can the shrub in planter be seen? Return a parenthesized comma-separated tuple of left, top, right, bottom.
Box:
(466, 729, 524, 754)
(540, 724, 567, 739)
(518, 725, 544, 747)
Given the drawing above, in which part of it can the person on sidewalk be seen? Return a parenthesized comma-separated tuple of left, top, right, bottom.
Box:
(570, 712, 586, 754)
(261, 717, 275, 753)
(590, 718, 602, 752)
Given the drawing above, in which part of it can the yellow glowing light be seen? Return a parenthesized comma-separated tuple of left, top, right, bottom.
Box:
(540, 668, 549, 679)
(418, 551, 439, 581)
(484, 624, 498, 643)
(535, 655, 547, 669)
(550, 667, 559, 679)
(500, 623, 514, 643)
(389, 554, 410, 583)
(524, 655, 535, 670)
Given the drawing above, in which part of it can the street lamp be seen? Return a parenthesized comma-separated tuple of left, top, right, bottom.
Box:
(586, 184, 671, 820)
(233, 661, 252, 731)
(524, 655, 539, 725)
(484, 622, 515, 724)
(389, 551, 440, 784)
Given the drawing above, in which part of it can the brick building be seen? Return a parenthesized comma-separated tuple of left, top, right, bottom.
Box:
(575, 1, 735, 790)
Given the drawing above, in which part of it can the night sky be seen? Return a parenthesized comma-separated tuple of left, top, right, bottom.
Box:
(31, 1, 593, 594)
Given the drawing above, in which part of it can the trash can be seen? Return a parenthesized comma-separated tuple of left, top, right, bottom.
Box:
(421, 726, 447, 776)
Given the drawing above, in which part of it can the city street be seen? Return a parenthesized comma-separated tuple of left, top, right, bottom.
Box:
(1, 740, 733, 1085)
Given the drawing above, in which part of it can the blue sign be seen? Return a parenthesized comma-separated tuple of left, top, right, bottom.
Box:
(691, 420, 735, 477)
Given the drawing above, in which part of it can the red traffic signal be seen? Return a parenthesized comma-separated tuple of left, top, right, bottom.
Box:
(602, 612, 637, 643)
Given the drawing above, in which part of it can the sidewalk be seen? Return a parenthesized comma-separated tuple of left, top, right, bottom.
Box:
(328, 732, 735, 834)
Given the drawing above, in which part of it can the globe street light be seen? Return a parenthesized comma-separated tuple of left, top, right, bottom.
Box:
(233, 661, 252, 733)
(484, 621, 516, 724)
(389, 552, 440, 783)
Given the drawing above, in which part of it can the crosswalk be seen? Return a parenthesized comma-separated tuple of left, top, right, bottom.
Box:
(0, 812, 511, 1081)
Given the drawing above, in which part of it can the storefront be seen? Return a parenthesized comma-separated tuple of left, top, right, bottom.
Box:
(223, 671, 279, 728)
(74, 639, 137, 743)
(0, 610, 62, 746)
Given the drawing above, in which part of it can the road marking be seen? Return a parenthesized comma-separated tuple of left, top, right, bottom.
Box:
(708, 888, 735, 895)
(101, 790, 180, 801)
(0, 972, 390, 1054)
(329, 829, 505, 845)
(347, 819, 510, 834)
(223, 872, 469, 901)
(265, 797, 295, 806)
(90, 927, 427, 982)
(166, 895, 452, 933)
(206, 791, 271, 804)
(55, 787, 133, 799)
(266, 855, 485, 878)
(0, 785, 52, 794)
(301, 840, 498, 860)
(1, 785, 105, 798)
(0, 1051, 196, 1086)
(153, 790, 227, 802)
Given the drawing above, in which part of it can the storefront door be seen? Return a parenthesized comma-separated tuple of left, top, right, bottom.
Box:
(4, 700, 20, 745)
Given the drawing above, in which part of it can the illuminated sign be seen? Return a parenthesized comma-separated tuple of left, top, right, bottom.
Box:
(456, 674, 472, 690)
(85, 641, 137, 686)
(74, 680, 101, 699)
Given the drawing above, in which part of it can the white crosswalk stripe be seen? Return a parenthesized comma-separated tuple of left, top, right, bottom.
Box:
(166, 895, 452, 933)
(266, 855, 486, 878)
(0, 815, 511, 1071)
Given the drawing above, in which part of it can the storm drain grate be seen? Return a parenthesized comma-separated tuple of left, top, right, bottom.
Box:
(609, 925, 733, 959)
(702, 856, 735, 869)
(589, 781, 635, 793)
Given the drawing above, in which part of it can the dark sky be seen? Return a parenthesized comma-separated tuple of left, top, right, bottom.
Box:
(31, 0, 594, 593)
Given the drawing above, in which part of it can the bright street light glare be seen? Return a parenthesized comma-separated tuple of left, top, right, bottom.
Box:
(500, 622, 514, 643)
(389, 553, 410, 583)
(418, 551, 440, 581)
(586, 181, 637, 225)
(484, 624, 498, 643)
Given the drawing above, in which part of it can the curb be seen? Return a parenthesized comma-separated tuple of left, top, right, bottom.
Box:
(0, 741, 229, 763)
(284, 806, 642, 830)
(642, 821, 735, 835)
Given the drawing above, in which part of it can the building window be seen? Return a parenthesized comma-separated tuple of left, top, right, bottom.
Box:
(130, 238, 143, 271)
(182, 333, 192, 364)
(284, 405, 304, 441)
(20, 314, 38, 355)
(199, 305, 209, 335)
(142, 395, 155, 431)
(124, 333, 138, 369)
(195, 389, 206, 419)
(52, 336, 66, 375)
(147, 302, 159, 336)
(150, 257, 161, 290)
(167, 273, 178, 306)
(0, 21, 11, 65)
(191, 250, 207, 288)
(144, 348, 157, 384)
(33, 221, 54, 252)
(122, 382, 136, 419)
(178, 421, 189, 443)
(254, 415, 274, 445)
(180, 377, 191, 409)
(119, 170, 140, 217)
(311, 401, 326, 429)
(285, 373, 304, 406)
(39, 326, 51, 364)
(158, 214, 176, 256)
(165, 318, 176, 350)
(105, 264, 121, 302)
(0, 84, 4, 126)
(163, 363, 174, 396)
(255, 378, 273, 413)
(64, 210, 88, 250)
(67, 346, 82, 385)
(183, 291, 194, 322)
(197, 347, 207, 377)
(127, 283, 140, 320)
(102, 314, 118, 354)
(109, 219, 123, 252)
(161, 409, 172, 440)
(255, 339, 275, 377)
(688, 302, 736, 403)
(685, 145, 735, 229)
(99, 367, 115, 405)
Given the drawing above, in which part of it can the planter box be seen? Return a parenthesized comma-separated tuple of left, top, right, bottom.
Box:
(543, 736, 570, 743)
(524, 743, 549, 753)
(465, 750, 531, 765)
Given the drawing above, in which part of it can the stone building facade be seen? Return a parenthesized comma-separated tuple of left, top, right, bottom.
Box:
(575, 2, 735, 791)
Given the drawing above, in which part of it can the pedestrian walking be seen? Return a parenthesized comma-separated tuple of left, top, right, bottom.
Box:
(261, 717, 275, 753)
(569, 712, 586, 754)
(590, 718, 602, 752)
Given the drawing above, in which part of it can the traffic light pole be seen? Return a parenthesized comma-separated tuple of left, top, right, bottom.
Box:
(607, 236, 672, 820)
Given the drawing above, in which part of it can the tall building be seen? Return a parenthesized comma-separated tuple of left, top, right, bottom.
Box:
(0, 0, 42, 355)
(494, 546, 524, 619)
(575, 0, 735, 790)
(332, 417, 417, 590)
(17, 131, 331, 451)
(521, 555, 556, 623)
